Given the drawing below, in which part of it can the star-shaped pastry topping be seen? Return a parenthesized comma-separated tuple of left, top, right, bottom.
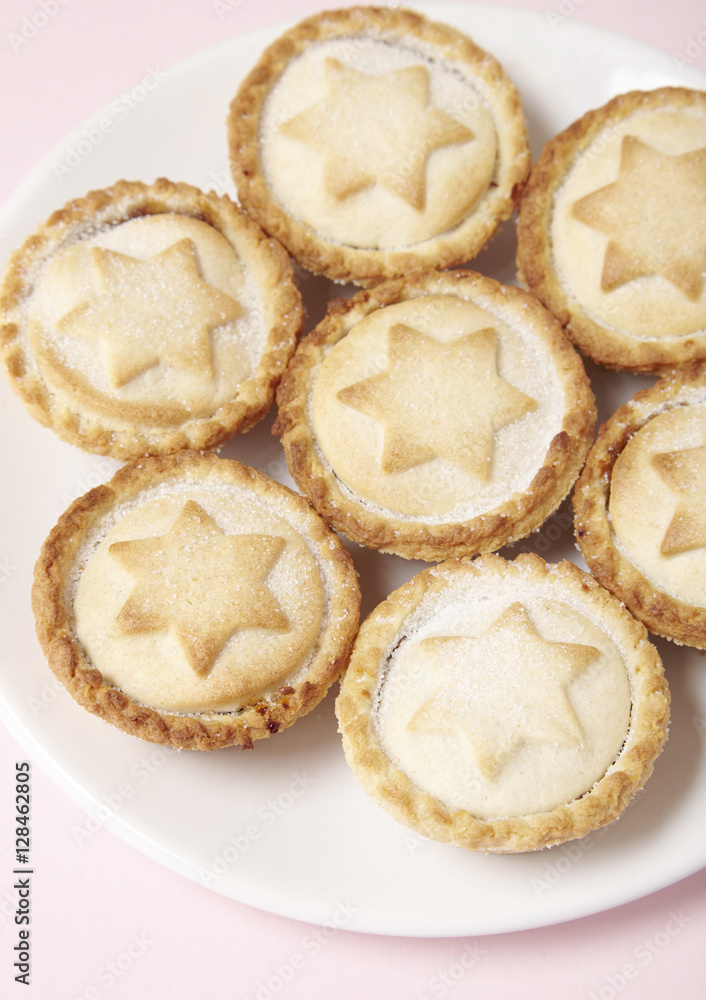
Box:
(571, 136, 706, 300)
(279, 58, 473, 210)
(109, 500, 288, 676)
(652, 443, 706, 555)
(57, 238, 242, 388)
(408, 603, 598, 780)
(336, 323, 537, 478)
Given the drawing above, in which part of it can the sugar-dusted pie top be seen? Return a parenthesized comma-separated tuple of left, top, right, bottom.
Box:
(33, 451, 361, 749)
(27, 213, 262, 429)
(336, 553, 668, 851)
(311, 293, 565, 521)
(275, 270, 596, 561)
(552, 104, 706, 343)
(260, 38, 494, 249)
(517, 87, 706, 372)
(609, 402, 706, 608)
(1, 179, 302, 458)
(374, 571, 631, 819)
(72, 477, 328, 713)
(229, 7, 530, 285)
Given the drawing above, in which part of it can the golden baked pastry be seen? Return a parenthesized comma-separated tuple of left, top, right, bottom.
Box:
(336, 553, 669, 853)
(228, 6, 530, 286)
(0, 178, 302, 458)
(32, 450, 360, 749)
(274, 269, 596, 561)
(574, 360, 706, 649)
(517, 87, 706, 373)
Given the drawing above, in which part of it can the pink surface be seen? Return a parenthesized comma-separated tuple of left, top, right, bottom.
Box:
(1, 0, 706, 997)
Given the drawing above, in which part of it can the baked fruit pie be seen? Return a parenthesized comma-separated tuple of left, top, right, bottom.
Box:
(0, 178, 302, 458)
(32, 450, 360, 749)
(517, 87, 706, 372)
(274, 269, 596, 561)
(574, 360, 706, 649)
(228, 6, 530, 285)
(336, 553, 669, 853)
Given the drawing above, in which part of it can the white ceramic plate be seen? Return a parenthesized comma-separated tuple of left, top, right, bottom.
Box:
(1, 3, 705, 938)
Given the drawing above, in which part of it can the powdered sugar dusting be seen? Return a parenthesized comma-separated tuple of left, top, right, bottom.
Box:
(374, 570, 632, 818)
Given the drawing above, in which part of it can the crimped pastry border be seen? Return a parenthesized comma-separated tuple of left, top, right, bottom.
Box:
(573, 360, 706, 649)
(227, 5, 530, 286)
(0, 177, 303, 459)
(516, 87, 706, 374)
(32, 450, 361, 750)
(335, 552, 669, 853)
(273, 268, 596, 562)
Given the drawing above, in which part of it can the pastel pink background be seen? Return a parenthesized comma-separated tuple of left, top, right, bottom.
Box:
(1, 1, 705, 997)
